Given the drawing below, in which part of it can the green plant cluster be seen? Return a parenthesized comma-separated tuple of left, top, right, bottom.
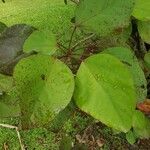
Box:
(0, 0, 150, 145)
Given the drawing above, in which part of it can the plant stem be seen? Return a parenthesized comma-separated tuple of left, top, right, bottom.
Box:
(71, 33, 95, 50)
(70, 0, 79, 5)
(68, 26, 77, 50)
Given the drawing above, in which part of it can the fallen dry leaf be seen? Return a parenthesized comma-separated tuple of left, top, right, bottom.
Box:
(96, 139, 105, 148)
(137, 99, 150, 115)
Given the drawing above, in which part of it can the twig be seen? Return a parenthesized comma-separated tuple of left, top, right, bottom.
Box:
(0, 123, 25, 150)
(71, 33, 95, 50)
(68, 26, 77, 50)
(70, 0, 79, 5)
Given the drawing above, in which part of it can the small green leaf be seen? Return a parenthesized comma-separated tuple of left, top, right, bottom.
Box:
(132, 110, 150, 138)
(126, 130, 137, 145)
(138, 21, 150, 44)
(132, 0, 150, 21)
(74, 54, 136, 132)
(102, 47, 147, 102)
(14, 54, 74, 128)
(24, 31, 57, 55)
(75, 0, 134, 36)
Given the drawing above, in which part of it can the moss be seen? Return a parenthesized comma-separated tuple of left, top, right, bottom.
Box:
(0, 0, 75, 33)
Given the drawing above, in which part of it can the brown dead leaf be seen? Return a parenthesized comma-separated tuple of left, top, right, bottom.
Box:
(137, 99, 150, 115)
(96, 138, 105, 148)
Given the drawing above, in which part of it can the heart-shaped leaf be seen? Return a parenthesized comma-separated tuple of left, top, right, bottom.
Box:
(138, 21, 150, 44)
(132, 0, 150, 21)
(74, 54, 136, 132)
(102, 47, 147, 102)
(14, 54, 74, 129)
(23, 31, 57, 55)
(75, 0, 134, 36)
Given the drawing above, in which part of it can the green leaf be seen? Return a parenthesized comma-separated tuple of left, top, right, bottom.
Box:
(144, 52, 150, 70)
(132, 0, 150, 21)
(74, 54, 136, 132)
(126, 130, 137, 145)
(14, 54, 74, 128)
(132, 110, 150, 138)
(138, 21, 150, 44)
(98, 25, 132, 50)
(75, 0, 134, 36)
(23, 31, 57, 55)
(102, 47, 147, 102)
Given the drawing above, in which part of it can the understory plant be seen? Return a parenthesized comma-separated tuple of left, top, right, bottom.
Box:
(0, 0, 150, 144)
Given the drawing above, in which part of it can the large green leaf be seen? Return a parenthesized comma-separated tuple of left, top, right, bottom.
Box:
(102, 47, 147, 102)
(75, 0, 134, 36)
(132, 0, 150, 21)
(23, 31, 57, 55)
(138, 21, 150, 44)
(132, 110, 150, 138)
(14, 54, 74, 128)
(74, 54, 136, 132)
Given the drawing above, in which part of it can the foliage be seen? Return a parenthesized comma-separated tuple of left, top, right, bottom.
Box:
(74, 53, 136, 132)
(23, 31, 57, 55)
(102, 47, 147, 102)
(138, 21, 150, 44)
(75, 0, 134, 36)
(132, 0, 150, 21)
(0, 0, 150, 146)
(14, 54, 74, 129)
(132, 110, 150, 138)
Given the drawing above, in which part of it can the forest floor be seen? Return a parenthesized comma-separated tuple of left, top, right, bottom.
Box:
(0, 0, 149, 150)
